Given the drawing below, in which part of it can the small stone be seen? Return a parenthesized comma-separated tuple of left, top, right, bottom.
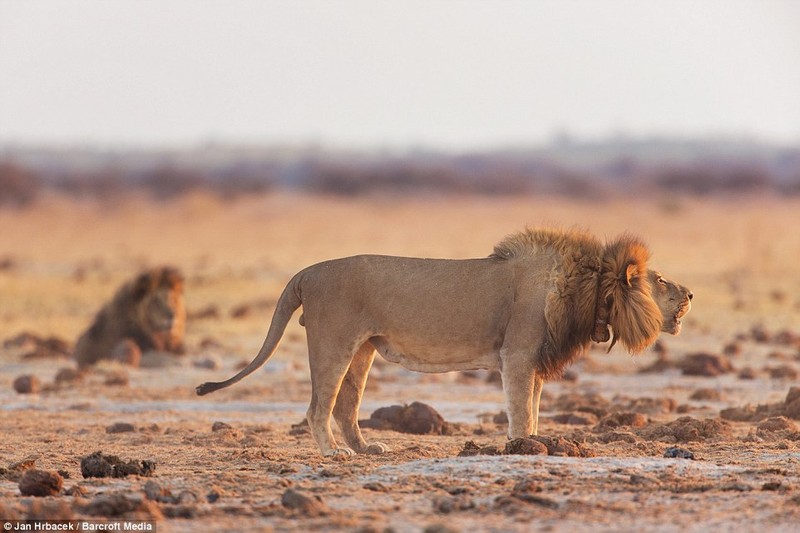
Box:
(281, 489, 328, 516)
(211, 421, 232, 432)
(504, 438, 548, 456)
(664, 447, 695, 459)
(106, 422, 136, 434)
(13, 374, 41, 394)
(19, 469, 63, 497)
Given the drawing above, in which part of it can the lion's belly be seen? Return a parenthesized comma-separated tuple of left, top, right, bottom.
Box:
(369, 335, 501, 373)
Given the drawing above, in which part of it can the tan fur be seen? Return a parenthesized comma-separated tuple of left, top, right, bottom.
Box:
(74, 267, 186, 368)
(197, 228, 691, 456)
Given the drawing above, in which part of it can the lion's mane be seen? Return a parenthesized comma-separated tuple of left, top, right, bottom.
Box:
(492, 228, 662, 379)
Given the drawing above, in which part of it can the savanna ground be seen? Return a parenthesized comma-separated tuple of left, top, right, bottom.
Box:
(1, 191, 800, 532)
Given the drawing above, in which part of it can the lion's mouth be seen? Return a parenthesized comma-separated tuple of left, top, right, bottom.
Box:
(672, 300, 691, 329)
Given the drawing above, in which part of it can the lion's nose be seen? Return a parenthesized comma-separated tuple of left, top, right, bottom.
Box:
(688, 292, 693, 300)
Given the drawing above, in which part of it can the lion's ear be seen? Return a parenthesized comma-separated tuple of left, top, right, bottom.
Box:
(131, 273, 152, 301)
(625, 263, 639, 286)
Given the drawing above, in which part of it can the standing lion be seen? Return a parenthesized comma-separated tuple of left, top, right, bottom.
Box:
(198, 228, 692, 457)
(74, 266, 186, 368)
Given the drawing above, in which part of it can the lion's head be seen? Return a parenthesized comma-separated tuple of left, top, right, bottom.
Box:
(648, 270, 692, 335)
(596, 235, 692, 355)
(74, 266, 186, 367)
(130, 267, 185, 336)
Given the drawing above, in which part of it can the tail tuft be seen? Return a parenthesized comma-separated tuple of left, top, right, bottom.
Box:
(196, 382, 221, 396)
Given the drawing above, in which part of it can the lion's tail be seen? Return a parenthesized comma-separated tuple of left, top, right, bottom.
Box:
(196, 275, 302, 396)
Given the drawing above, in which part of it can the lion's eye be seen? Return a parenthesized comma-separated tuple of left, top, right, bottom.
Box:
(658, 277, 666, 285)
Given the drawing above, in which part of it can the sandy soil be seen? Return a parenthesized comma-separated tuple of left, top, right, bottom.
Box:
(1, 192, 800, 532)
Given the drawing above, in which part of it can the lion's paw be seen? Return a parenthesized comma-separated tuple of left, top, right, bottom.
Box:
(324, 447, 355, 458)
(365, 442, 389, 455)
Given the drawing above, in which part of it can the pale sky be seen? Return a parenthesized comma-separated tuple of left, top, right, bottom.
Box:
(1, 0, 799, 149)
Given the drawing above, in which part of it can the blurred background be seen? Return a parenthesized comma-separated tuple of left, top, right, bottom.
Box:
(1, 0, 799, 202)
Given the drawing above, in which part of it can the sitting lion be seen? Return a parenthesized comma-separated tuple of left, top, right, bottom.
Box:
(74, 266, 186, 368)
(197, 228, 692, 456)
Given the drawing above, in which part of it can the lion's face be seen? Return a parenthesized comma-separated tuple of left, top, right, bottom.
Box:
(143, 286, 183, 333)
(647, 270, 692, 335)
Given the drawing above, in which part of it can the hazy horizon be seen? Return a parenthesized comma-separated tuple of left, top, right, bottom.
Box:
(1, 1, 799, 150)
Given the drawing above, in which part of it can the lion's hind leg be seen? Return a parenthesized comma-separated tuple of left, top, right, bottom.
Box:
(332, 342, 388, 455)
(306, 335, 365, 457)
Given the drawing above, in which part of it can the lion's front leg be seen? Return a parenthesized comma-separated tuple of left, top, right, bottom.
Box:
(531, 374, 544, 436)
(500, 353, 536, 439)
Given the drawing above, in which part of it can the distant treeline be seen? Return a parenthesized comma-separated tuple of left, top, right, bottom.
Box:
(1, 141, 799, 206)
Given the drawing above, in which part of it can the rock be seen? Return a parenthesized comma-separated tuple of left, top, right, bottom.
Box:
(54, 367, 85, 385)
(80, 452, 155, 479)
(757, 416, 798, 433)
(786, 399, 800, 420)
(737, 367, 758, 380)
(281, 489, 328, 517)
(103, 370, 129, 387)
(458, 441, 501, 457)
(529, 435, 593, 457)
(361, 402, 448, 435)
(768, 365, 798, 380)
(432, 495, 475, 513)
(640, 416, 733, 442)
(193, 355, 222, 370)
(211, 421, 233, 432)
(82, 492, 163, 519)
(552, 412, 599, 425)
(787, 387, 800, 405)
(18, 469, 63, 496)
(595, 412, 648, 430)
(13, 374, 41, 394)
(690, 388, 722, 401)
(679, 352, 734, 377)
(664, 447, 695, 459)
(504, 438, 548, 455)
(106, 422, 136, 434)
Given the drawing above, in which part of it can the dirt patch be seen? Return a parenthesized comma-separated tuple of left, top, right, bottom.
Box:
(360, 402, 450, 435)
(639, 416, 733, 442)
(679, 352, 735, 376)
(80, 452, 156, 479)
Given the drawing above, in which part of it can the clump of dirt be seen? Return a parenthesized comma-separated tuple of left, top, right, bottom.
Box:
(594, 412, 648, 431)
(360, 402, 450, 435)
(766, 365, 798, 380)
(663, 447, 695, 460)
(613, 396, 677, 414)
(639, 416, 733, 442)
(79, 492, 163, 519)
(720, 386, 800, 422)
(4, 332, 72, 359)
(550, 392, 610, 418)
(103, 369, 129, 387)
(106, 422, 136, 434)
(1, 456, 38, 482)
(690, 388, 723, 401)
(13, 374, 41, 394)
(80, 451, 156, 479)
(679, 352, 734, 376)
(211, 421, 233, 432)
(281, 489, 329, 517)
(551, 412, 599, 426)
(529, 436, 594, 457)
(757, 416, 798, 433)
(18, 469, 64, 496)
(457, 441, 501, 457)
(54, 367, 85, 385)
(504, 438, 548, 455)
